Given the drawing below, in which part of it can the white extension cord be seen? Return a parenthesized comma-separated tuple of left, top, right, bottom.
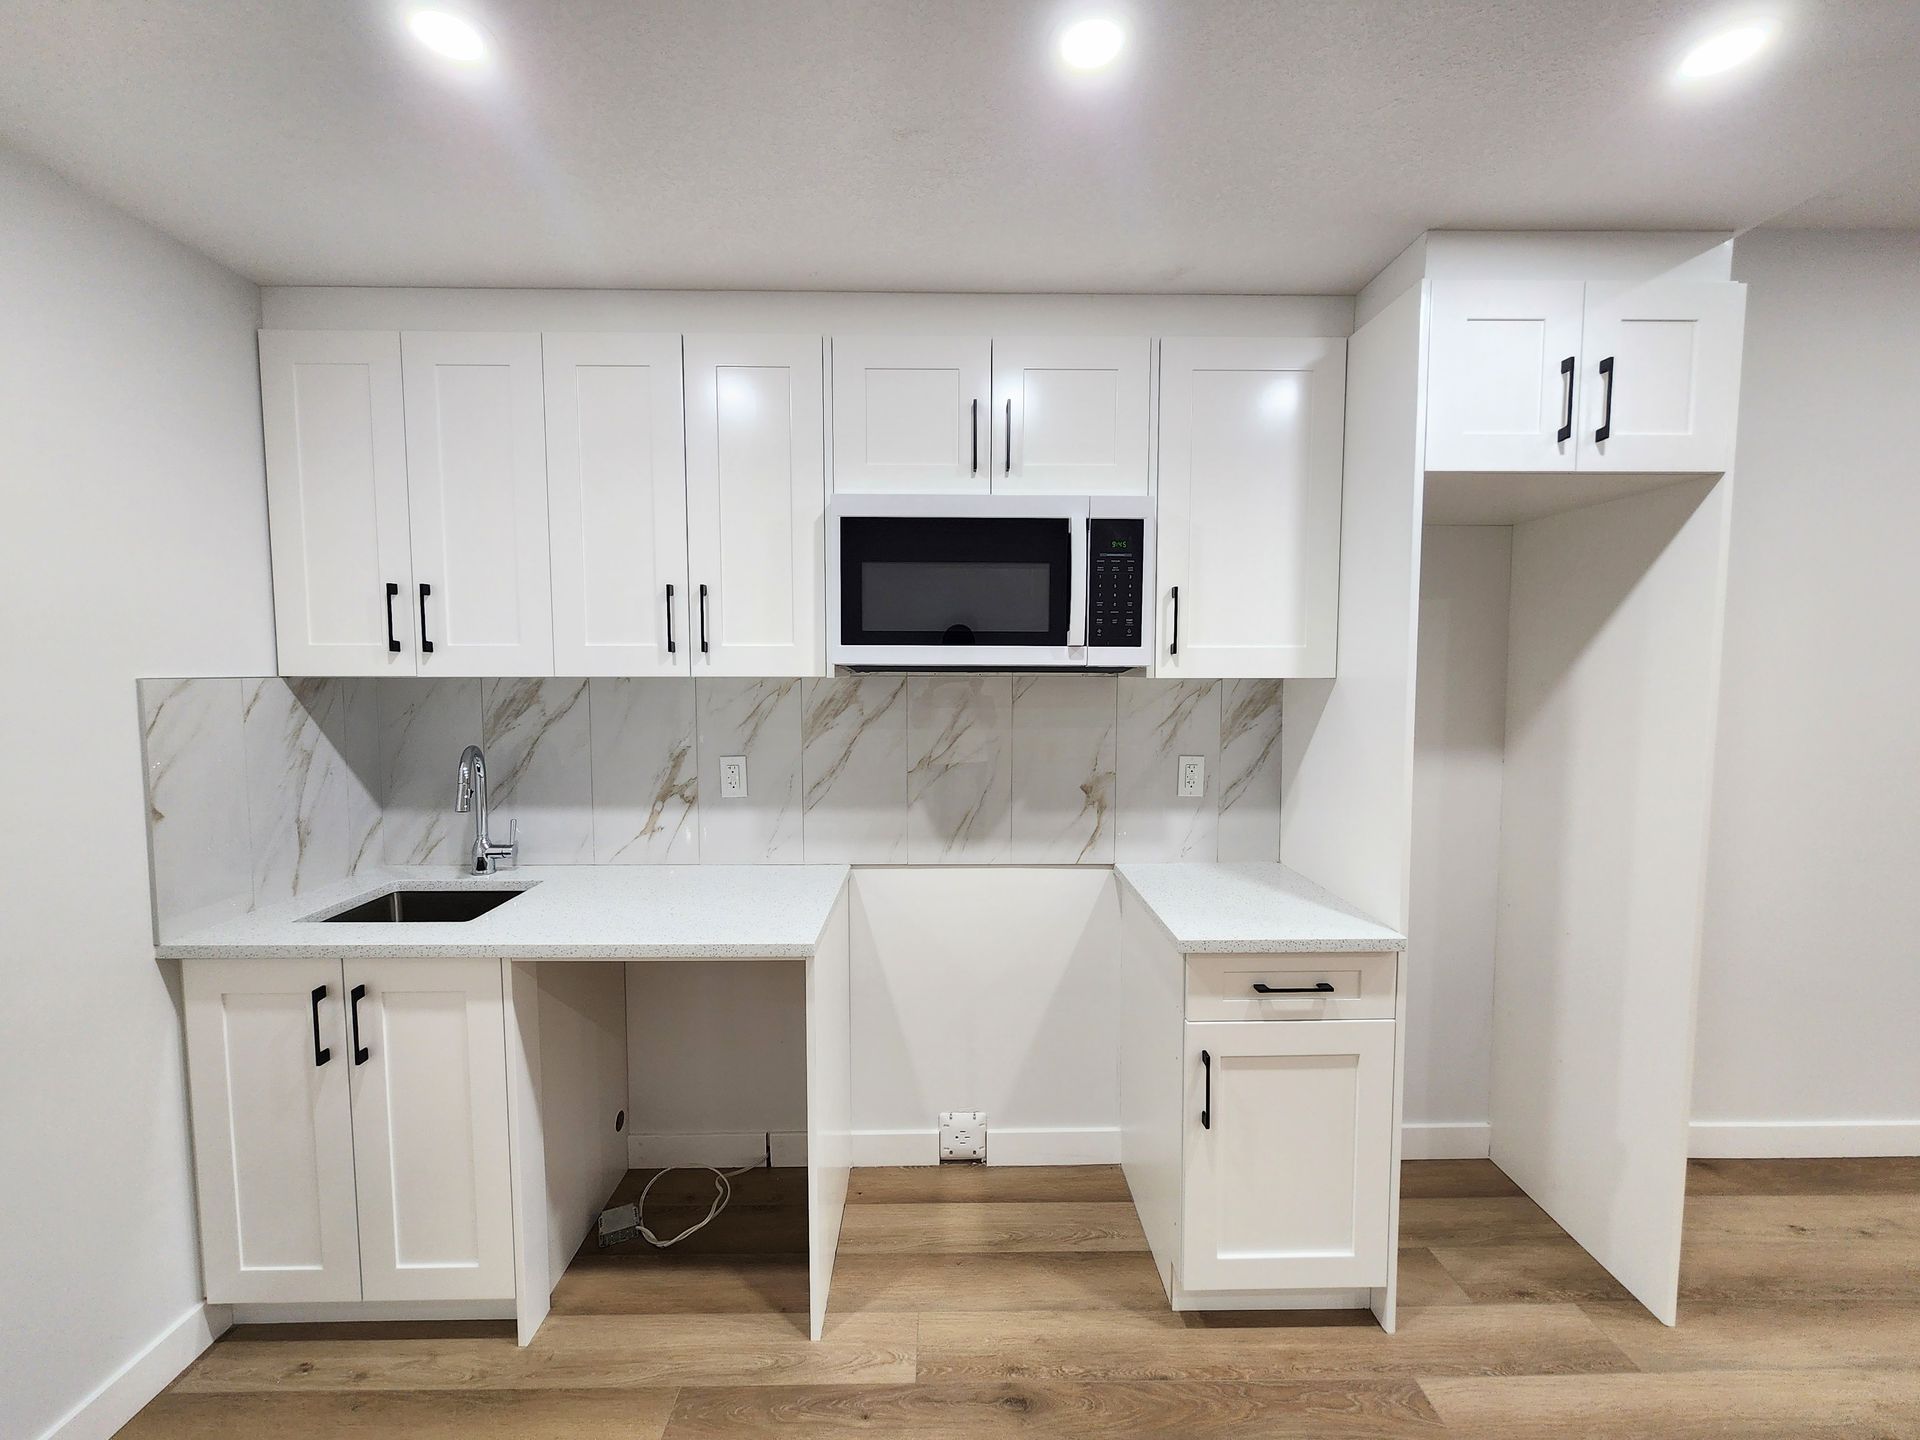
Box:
(628, 1162, 761, 1249)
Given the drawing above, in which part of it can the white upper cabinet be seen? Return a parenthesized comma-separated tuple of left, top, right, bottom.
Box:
(992, 337, 1152, 495)
(183, 959, 363, 1304)
(1425, 283, 1584, 473)
(831, 336, 990, 494)
(1156, 337, 1346, 678)
(684, 334, 827, 677)
(1182, 1018, 1394, 1293)
(259, 331, 418, 676)
(543, 333, 690, 676)
(347, 957, 515, 1303)
(1427, 280, 1745, 475)
(401, 332, 554, 677)
(1579, 280, 1746, 474)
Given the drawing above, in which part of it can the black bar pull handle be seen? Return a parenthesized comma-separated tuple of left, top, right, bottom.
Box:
(1004, 398, 1013, 475)
(1169, 586, 1180, 658)
(310, 985, 331, 1066)
(1253, 981, 1336, 995)
(665, 583, 677, 655)
(349, 983, 369, 1065)
(1556, 356, 1575, 444)
(971, 399, 979, 475)
(418, 583, 434, 654)
(698, 583, 710, 655)
(384, 583, 402, 654)
(1596, 356, 1615, 443)
(1200, 1049, 1211, 1130)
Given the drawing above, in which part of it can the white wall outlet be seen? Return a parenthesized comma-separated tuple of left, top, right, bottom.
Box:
(939, 1110, 987, 1163)
(1178, 754, 1205, 798)
(719, 755, 748, 798)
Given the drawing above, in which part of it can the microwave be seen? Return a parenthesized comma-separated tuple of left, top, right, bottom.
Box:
(826, 494, 1154, 670)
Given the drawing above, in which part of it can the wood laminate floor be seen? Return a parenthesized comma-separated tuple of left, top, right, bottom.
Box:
(121, 1157, 1920, 1438)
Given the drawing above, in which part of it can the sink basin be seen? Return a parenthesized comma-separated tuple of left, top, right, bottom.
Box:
(317, 887, 524, 923)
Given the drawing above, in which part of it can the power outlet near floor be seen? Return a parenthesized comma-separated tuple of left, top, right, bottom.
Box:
(939, 1110, 987, 1163)
(719, 755, 748, 798)
(1178, 754, 1205, 798)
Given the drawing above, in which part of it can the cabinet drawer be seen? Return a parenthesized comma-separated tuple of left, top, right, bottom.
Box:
(1186, 952, 1396, 1021)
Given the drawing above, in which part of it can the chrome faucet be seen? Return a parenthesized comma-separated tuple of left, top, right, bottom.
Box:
(454, 744, 518, 875)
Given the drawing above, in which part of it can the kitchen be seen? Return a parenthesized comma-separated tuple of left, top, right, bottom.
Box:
(3, 5, 1917, 1438)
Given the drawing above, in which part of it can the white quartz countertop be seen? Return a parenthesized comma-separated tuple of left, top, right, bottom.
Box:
(1116, 863, 1406, 953)
(156, 864, 851, 960)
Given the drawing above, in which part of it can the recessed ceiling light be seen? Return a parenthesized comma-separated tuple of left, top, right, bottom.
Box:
(1676, 22, 1773, 79)
(406, 7, 492, 67)
(1058, 16, 1126, 72)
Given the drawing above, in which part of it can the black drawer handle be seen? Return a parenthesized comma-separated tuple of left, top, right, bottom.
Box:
(1596, 356, 1615, 443)
(384, 583, 402, 654)
(1004, 398, 1013, 475)
(698, 583, 711, 655)
(310, 985, 330, 1067)
(665, 583, 677, 655)
(418, 583, 434, 654)
(1252, 981, 1336, 995)
(1556, 355, 1575, 444)
(1169, 586, 1180, 657)
(349, 983, 369, 1065)
(1200, 1049, 1211, 1130)
(971, 398, 979, 475)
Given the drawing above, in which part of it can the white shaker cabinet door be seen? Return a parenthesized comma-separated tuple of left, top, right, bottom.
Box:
(1156, 337, 1345, 678)
(183, 959, 362, 1304)
(345, 958, 515, 1303)
(259, 331, 418, 676)
(684, 334, 827, 677)
(401, 332, 554, 676)
(1578, 280, 1746, 474)
(991, 337, 1151, 495)
(1182, 1019, 1394, 1293)
(831, 335, 991, 494)
(544, 333, 691, 676)
(1426, 282, 1584, 473)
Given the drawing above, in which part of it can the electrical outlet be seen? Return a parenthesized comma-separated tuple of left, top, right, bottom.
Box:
(719, 755, 748, 798)
(1178, 754, 1205, 798)
(939, 1110, 987, 1163)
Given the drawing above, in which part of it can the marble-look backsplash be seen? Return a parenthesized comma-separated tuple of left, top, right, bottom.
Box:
(139, 673, 1283, 930)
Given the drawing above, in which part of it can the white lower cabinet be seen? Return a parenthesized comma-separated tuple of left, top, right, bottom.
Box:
(1182, 1019, 1394, 1292)
(183, 958, 513, 1307)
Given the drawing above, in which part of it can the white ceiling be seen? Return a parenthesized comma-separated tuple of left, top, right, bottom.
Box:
(2, 0, 1918, 293)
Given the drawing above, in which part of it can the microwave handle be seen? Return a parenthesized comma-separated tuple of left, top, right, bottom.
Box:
(1067, 513, 1087, 648)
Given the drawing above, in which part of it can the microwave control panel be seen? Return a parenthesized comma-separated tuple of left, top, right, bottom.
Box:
(1087, 517, 1146, 649)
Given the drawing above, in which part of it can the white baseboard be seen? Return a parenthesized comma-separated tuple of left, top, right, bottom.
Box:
(1688, 1119, 1920, 1158)
(627, 1132, 804, 1169)
(228, 1300, 514, 1325)
(1401, 1122, 1492, 1160)
(38, 1300, 230, 1440)
(851, 1126, 1121, 1166)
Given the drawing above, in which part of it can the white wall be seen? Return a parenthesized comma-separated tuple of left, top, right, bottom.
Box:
(0, 148, 271, 1440)
(1691, 230, 1920, 1155)
(1405, 526, 1510, 1155)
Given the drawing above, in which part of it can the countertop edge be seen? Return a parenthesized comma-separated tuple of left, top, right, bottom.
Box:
(1114, 865, 1408, 954)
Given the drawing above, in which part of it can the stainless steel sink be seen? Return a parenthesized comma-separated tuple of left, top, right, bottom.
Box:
(316, 887, 524, 923)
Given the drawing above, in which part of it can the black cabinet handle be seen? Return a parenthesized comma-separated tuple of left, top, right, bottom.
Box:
(971, 399, 979, 475)
(1004, 398, 1013, 475)
(418, 583, 434, 654)
(1596, 356, 1615, 443)
(698, 583, 711, 655)
(665, 583, 677, 655)
(349, 983, 369, 1065)
(384, 583, 402, 654)
(1556, 356, 1575, 444)
(310, 985, 331, 1067)
(1200, 1049, 1211, 1130)
(1169, 586, 1180, 658)
(1252, 981, 1336, 995)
